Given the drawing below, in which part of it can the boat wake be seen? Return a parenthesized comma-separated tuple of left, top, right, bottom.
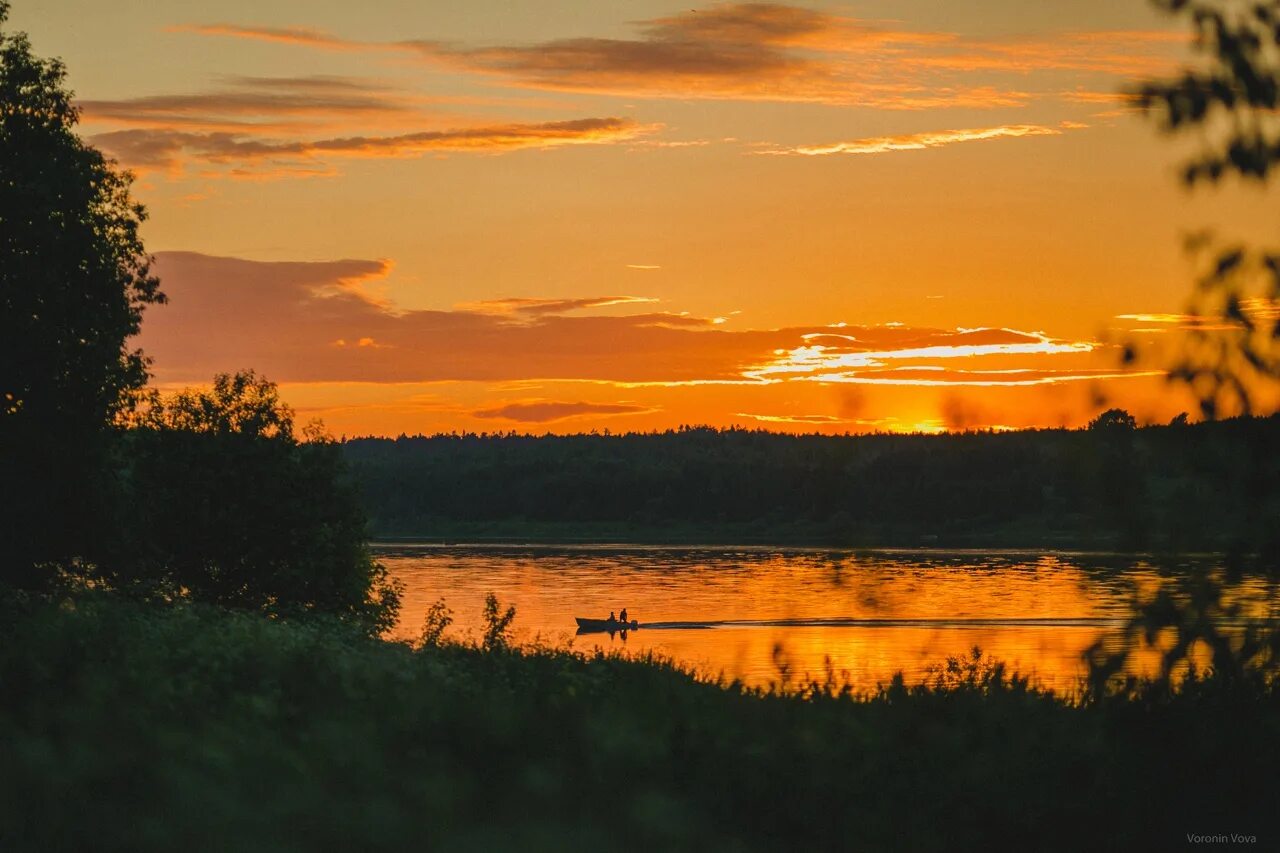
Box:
(635, 616, 1272, 630)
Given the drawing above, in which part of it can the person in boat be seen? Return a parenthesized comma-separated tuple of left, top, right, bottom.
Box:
(609, 611, 616, 623)
(619, 608, 629, 624)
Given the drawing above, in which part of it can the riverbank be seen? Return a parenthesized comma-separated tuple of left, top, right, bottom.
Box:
(372, 537, 1227, 559)
(3, 593, 1276, 851)
(367, 519, 1127, 551)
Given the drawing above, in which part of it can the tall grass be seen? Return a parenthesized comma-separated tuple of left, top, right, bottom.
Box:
(2, 592, 1277, 851)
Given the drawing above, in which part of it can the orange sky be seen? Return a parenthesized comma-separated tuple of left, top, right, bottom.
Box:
(15, 1, 1278, 434)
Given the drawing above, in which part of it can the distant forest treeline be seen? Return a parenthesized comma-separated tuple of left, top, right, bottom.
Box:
(344, 416, 1280, 550)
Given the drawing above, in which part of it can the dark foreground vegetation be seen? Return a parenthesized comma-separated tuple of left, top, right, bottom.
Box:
(346, 414, 1280, 553)
(2, 592, 1278, 852)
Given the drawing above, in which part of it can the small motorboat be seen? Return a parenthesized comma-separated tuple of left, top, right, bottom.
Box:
(575, 616, 640, 633)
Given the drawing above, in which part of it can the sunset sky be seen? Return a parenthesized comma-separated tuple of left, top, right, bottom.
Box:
(15, 1, 1278, 435)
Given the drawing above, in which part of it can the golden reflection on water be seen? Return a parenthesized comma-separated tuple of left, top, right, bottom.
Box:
(379, 546, 1277, 694)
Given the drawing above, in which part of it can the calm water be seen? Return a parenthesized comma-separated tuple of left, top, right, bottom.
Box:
(378, 545, 1279, 693)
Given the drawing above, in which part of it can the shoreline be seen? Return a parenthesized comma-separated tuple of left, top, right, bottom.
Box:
(370, 537, 1228, 559)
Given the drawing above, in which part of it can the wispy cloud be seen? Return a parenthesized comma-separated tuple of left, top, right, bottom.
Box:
(81, 74, 651, 178)
(910, 30, 1183, 76)
(405, 4, 1024, 109)
(1117, 312, 1205, 325)
(92, 118, 650, 176)
(178, 4, 1182, 110)
(79, 75, 426, 134)
(762, 368, 1165, 388)
(741, 327, 1114, 386)
(735, 412, 874, 426)
(1115, 303, 1279, 333)
(167, 23, 361, 51)
(759, 122, 1078, 157)
(1060, 89, 1144, 106)
(459, 295, 660, 316)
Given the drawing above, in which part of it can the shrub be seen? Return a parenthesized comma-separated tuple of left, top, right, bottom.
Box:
(100, 371, 400, 634)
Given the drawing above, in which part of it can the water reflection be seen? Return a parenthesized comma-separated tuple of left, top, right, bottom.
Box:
(378, 545, 1278, 693)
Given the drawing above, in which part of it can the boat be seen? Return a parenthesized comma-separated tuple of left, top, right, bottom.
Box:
(575, 617, 640, 633)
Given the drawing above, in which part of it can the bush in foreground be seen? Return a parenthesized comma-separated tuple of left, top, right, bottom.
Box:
(99, 371, 400, 636)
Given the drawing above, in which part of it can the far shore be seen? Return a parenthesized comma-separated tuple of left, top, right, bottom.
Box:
(369, 533, 1228, 559)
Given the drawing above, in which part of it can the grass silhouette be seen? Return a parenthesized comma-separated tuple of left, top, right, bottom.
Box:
(3, 591, 1276, 851)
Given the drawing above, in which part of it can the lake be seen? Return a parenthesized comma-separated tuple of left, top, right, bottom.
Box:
(378, 544, 1278, 693)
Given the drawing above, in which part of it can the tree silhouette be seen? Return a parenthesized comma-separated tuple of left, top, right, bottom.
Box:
(1087, 409, 1138, 431)
(0, 2, 163, 585)
(105, 371, 401, 635)
(342, 419, 1279, 551)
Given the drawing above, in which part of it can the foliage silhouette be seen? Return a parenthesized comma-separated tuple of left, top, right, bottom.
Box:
(101, 371, 400, 635)
(481, 592, 518, 651)
(1138, 0, 1280, 187)
(128, 369, 295, 438)
(1129, 0, 1280, 420)
(3, 593, 1277, 852)
(1086, 570, 1280, 700)
(1087, 408, 1138, 431)
(0, 2, 163, 585)
(344, 417, 1280, 551)
(1087, 0, 1280, 692)
(0, 8, 383, 631)
(420, 597, 454, 647)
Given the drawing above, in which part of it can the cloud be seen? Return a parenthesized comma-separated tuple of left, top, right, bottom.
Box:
(409, 5, 1025, 109)
(1114, 312, 1256, 333)
(912, 30, 1185, 75)
(743, 326, 1100, 385)
(735, 412, 869, 426)
(80, 74, 562, 135)
(91, 117, 649, 175)
(1060, 89, 1144, 106)
(458, 295, 660, 316)
(141, 253, 1147, 390)
(79, 75, 421, 133)
(80, 74, 650, 178)
(1117, 313, 1189, 323)
(760, 369, 1163, 388)
(141, 252, 774, 384)
(472, 400, 653, 423)
(180, 4, 1181, 111)
(759, 122, 1075, 157)
(412, 7, 1178, 108)
(625, 140, 713, 150)
(167, 23, 360, 51)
